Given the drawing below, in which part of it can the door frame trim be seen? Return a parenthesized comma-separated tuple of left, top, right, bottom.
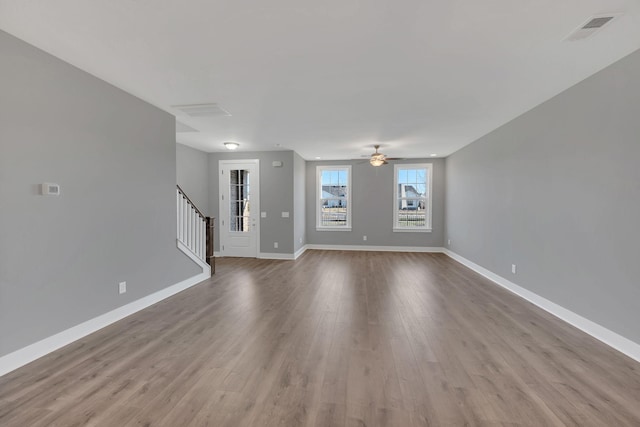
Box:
(218, 159, 260, 258)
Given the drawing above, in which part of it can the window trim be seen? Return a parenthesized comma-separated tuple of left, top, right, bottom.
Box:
(393, 163, 433, 233)
(316, 165, 352, 231)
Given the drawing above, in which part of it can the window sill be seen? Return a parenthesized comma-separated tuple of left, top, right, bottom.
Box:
(393, 228, 432, 233)
(316, 227, 352, 232)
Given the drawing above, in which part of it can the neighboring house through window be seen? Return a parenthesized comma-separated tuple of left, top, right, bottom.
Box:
(317, 165, 352, 231)
(393, 164, 432, 232)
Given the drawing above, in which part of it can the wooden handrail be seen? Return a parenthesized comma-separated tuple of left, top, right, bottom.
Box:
(176, 185, 206, 220)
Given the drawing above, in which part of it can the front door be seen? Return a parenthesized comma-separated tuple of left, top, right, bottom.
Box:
(219, 160, 260, 257)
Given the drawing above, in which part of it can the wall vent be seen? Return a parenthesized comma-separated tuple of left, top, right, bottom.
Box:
(176, 121, 199, 133)
(566, 14, 620, 41)
(171, 103, 231, 118)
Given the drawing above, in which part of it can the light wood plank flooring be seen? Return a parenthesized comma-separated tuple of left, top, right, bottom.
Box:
(1, 251, 639, 426)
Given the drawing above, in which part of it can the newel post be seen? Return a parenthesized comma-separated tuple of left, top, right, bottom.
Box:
(206, 217, 215, 275)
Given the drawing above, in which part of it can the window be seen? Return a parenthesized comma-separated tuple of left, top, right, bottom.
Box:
(229, 169, 250, 232)
(317, 165, 352, 231)
(393, 164, 432, 232)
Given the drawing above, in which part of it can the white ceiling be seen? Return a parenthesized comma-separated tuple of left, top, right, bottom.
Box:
(1, 0, 640, 160)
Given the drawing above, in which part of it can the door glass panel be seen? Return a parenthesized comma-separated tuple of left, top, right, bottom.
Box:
(230, 169, 250, 232)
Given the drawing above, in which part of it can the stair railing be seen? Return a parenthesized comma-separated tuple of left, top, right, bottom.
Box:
(176, 185, 211, 272)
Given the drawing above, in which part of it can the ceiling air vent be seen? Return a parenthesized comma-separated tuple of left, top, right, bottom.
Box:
(566, 14, 620, 41)
(582, 17, 614, 29)
(176, 121, 199, 133)
(171, 103, 231, 118)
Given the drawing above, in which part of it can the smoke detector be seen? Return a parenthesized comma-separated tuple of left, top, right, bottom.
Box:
(566, 14, 621, 41)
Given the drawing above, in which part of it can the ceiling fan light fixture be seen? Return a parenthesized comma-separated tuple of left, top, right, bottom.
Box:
(370, 156, 385, 167)
(224, 142, 239, 150)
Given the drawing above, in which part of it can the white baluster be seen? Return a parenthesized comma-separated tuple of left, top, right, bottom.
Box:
(183, 197, 187, 243)
(199, 217, 203, 259)
(201, 218, 205, 260)
(188, 206, 193, 249)
(179, 196, 184, 243)
(185, 201, 190, 246)
(181, 197, 186, 243)
(191, 209, 196, 253)
(195, 213, 199, 257)
(193, 210, 197, 253)
(186, 206, 190, 248)
(192, 209, 196, 252)
(194, 216, 199, 257)
(183, 198, 188, 244)
(196, 216, 202, 258)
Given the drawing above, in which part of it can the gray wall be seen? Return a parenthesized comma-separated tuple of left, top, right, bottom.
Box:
(0, 31, 199, 357)
(208, 151, 295, 254)
(446, 48, 640, 344)
(306, 159, 445, 247)
(176, 143, 210, 216)
(293, 152, 307, 252)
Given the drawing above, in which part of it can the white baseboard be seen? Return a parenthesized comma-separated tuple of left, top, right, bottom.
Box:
(0, 271, 209, 378)
(294, 245, 308, 260)
(443, 249, 640, 363)
(260, 244, 443, 259)
(214, 251, 293, 260)
(305, 244, 445, 253)
(216, 244, 442, 260)
(258, 252, 296, 260)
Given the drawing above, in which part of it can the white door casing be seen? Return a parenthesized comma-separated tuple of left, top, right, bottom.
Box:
(219, 160, 260, 257)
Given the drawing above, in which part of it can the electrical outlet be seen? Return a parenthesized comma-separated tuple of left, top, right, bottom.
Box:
(261, 211, 267, 218)
(274, 242, 279, 249)
(511, 264, 517, 274)
(299, 237, 303, 244)
(448, 239, 451, 245)
(119, 281, 127, 294)
(363, 235, 367, 241)
(281, 212, 289, 218)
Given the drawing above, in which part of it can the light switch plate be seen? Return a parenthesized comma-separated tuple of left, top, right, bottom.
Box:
(261, 212, 267, 218)
(281, 212, 289, 218)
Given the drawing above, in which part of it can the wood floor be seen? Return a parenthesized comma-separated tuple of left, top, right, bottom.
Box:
(1, 251, 639, 426)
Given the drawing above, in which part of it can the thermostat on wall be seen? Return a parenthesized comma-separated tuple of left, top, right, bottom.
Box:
(41, 183, 61, 196)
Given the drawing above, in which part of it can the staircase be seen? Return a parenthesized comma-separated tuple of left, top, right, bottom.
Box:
(176, 185, 214, 275)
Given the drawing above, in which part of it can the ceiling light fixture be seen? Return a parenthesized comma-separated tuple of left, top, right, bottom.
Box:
(370, 155, 386, 167)
(224, 142, 239, 150)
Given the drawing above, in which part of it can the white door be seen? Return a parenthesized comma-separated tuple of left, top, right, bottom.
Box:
(219, 160, 260, 257)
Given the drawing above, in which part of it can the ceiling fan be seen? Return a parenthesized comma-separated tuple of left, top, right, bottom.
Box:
(365, 145, 402, 166)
